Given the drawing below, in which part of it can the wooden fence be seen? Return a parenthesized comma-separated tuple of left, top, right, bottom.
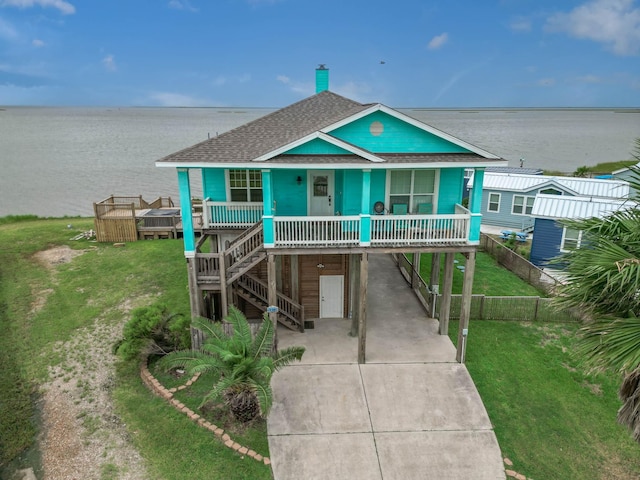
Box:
(395, 253, 578, 323)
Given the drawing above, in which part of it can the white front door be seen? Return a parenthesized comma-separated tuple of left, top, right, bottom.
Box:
(309, 170, 334, 216)
(319, 275, 344, 318)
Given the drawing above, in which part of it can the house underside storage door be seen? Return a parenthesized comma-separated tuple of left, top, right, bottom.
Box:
(319, 275, 344, 318)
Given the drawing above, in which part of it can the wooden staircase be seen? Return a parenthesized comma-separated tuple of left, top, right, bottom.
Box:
(235, 273, 305, 332)
(215, 221, 304, 331)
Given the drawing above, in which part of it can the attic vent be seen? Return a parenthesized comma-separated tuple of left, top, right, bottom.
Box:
(370, 121, 384, 136)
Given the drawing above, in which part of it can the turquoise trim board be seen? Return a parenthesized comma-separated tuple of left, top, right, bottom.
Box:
(470, 169, 484, 214)
(177, 168, 195, 253)
(469, 213, 482, 243)
(262, 170, 274, 245)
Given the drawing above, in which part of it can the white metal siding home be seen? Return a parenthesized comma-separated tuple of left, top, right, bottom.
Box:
(468, 172, 631, 231)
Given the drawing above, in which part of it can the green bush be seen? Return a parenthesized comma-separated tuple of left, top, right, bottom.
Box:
(115, 303, 190, 360)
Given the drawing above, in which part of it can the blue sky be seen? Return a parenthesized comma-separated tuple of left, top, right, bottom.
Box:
(1, 0, 639, 107)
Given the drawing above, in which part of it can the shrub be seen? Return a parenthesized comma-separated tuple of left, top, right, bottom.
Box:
(115, 303, 190, 360)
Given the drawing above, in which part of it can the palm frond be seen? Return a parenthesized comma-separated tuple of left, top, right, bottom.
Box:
(191, 316, 228, 344)
(576, 316, 640, 374)
(251, 378, 273, 416)
(273, 346, 306, 370)
(225, 306, 252, 346)
(250, 313, 275, 360)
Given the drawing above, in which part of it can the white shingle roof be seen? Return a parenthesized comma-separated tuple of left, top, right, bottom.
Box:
(468, 172, 630, 199)
(531, 194, 637, 220)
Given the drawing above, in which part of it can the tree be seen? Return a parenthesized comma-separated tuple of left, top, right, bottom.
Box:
(554, 141, 640, 441)
(159, 306, 305, 422)
(573, 165, 591, 178)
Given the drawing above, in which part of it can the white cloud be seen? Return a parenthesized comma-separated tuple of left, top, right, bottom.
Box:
(276, 75, 290, 84)
(0, 0, 75, 15)
(168, 0, 197, 12)
(576, 74, 603, 83)
(427, 32, 448, 50)
(0, 17, 18, 40)
(545, 0, 640, 56)
(509, 17, 532, 32)
(102, 54, 117, 72)
(32, 38, 44, 47)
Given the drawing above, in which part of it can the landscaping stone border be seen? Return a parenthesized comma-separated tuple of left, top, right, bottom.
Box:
(139, 362, 271, 466)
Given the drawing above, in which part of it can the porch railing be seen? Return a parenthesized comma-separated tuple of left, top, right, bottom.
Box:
(273, 216, 361, 247)
(370, 214, 470, 246)
(202, 199, 262, 228)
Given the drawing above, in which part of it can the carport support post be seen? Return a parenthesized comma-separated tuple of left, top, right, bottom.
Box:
(357, 252, 368, 364)
(412, 252, 421, 290)
(439, 252, 455, 335)
(268, 254, 278, 347)
(456, 250, 476, 363)
(429, 253, 441, 317)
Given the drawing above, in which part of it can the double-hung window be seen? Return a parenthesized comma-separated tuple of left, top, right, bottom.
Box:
(512, 195, 534, 215)
(561, 227, 583, 252)
(389, 170, 435, 213)
(487, 193, 501, 213)
(229, 169, 263, 202)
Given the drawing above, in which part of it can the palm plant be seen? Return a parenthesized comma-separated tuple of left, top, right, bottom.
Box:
(554, 150, 640, 441)
(158, 306, 305, 422)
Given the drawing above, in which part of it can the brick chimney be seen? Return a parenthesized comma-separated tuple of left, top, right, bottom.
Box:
(315, 64, 329, 93)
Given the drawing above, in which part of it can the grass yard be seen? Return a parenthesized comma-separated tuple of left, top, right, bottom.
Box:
(0, 217, 271, 479)
(2, 217, 639, 479)
(449, 320, 640, 479)
(417, 252, 544, 296)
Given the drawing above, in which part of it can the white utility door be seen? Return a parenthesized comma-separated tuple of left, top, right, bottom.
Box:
(308, 170, 334, 216)
(319, 275, 344, 318)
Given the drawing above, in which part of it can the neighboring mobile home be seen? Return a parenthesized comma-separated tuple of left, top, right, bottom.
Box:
(468, 172, 630, 232)
(529, 194, 637, 268)
(155, 66, 507, 363)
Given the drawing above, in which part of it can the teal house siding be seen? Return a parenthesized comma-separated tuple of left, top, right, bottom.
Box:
(340, 170, 363, 215)
(287, 139, 350, 155)
(332, 111, 470, 154)
(202, 169, 227, 201)
(437, 169, 465, 213)
(370, 170, 387, 213)
(272, 170, 307, 216)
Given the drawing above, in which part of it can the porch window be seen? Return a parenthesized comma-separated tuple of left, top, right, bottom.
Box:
(229, 169, 263, 202)
(512, 195, 534, 215)
(389, 170, 435, 213)
(487, 193, 500, 212)
(561, 227, 583, 252)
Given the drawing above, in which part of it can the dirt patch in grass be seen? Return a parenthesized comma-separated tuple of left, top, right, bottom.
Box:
(39, 300, 150, 480)
(33, 245, 87, 270)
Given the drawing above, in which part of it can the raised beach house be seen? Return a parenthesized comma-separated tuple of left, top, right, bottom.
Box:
(155, 66, 507, 363)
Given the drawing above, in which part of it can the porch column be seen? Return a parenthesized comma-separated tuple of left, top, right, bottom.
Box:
(439, 252, 455, 335)
(456, 250, 476, 363)
(357, 252, 368, 364)
(262, 169, 275, 247)
(177, 168, 195, 253)
(468, 168, 484, 244)
(267, 254, 278, 346)
(360, 169, 371, 246)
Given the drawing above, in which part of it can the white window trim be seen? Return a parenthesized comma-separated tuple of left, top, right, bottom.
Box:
(512, 195, 535, 216)
(560, 227, 583, 252)
(385, 169, 439, 214)
(226, 169, 263, 202)
(487, 192, 501, 213)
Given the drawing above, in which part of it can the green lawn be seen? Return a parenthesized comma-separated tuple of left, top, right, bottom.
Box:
(2, 218, 639, 479)
(417, 252, 544, 296)
(449, 320, 640, 479)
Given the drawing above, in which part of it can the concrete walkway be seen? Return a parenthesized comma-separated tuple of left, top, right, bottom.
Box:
(268, 254, 505, 480)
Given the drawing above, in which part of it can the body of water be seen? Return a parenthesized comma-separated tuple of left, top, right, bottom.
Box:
(1, 106, 638, 217)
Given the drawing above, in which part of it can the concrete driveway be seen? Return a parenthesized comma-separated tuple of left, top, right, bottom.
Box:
(268, 254, 505, 480)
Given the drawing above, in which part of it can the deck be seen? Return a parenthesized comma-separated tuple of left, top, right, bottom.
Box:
(93, 195, 203, 242)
